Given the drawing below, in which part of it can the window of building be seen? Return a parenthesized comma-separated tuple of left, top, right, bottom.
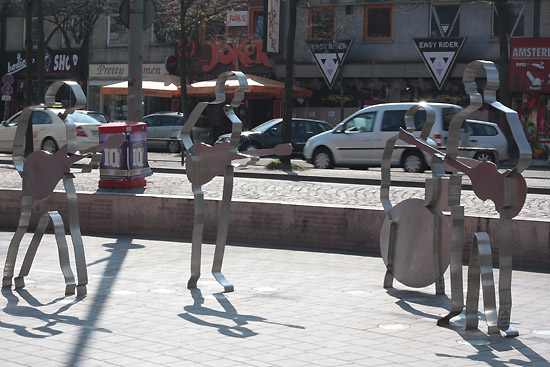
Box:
(250, 8, 265, 41)
(363, 4, 393, 41)
(107, 15, 128, 47)
(150, 15, 171, 46)
(492, 1, 525, 38)
(430, 4, 460, 37)
(62, 17, 85, 49)
(202, 16, 226, 43)
(307, 6, 336, 40)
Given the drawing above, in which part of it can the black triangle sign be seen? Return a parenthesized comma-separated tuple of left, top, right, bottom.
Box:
(413, 37, 467, 90)
(306, 40, 354, 89)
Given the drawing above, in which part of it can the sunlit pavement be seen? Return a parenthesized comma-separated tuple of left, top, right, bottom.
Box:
(0, 231, 549, 366)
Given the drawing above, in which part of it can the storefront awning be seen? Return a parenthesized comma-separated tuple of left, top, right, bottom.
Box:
(186, 74, 312, 99)
(100, 74, 312, 100)
(101, 75, 181, 98)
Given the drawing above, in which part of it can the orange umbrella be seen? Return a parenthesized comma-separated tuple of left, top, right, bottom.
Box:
(185, 74, 312, 99)
(101, 75, 181, 98)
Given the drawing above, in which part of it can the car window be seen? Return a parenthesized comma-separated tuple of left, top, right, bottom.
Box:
(32, 110, 52, 125)
(381, 110, 426, 131)
(143, 116, 159, 127)
(302, 120, 328, 135)
(470, 122, 498, 136)
(337, 112, 376, 134)
(442, 106, 463, 131)
(67, 113, 100, 124)
(169, 116, 184, 126)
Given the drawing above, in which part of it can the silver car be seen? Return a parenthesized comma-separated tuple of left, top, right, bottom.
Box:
(303, 102, 508, 172)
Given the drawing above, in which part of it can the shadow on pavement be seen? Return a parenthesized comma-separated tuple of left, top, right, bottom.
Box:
(179, 288, 304, 338)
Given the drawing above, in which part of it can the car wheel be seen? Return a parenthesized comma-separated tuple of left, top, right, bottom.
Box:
(41, 138, 58, 153)
(474, 151, 496, 163)
(312, 148, 334, 169)
(402, 151, 425, 173)
(168, 140, 181, 153)
(241, 142, 260, 151)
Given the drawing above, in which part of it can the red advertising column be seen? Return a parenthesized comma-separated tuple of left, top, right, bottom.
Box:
(98, 122, 152, 188)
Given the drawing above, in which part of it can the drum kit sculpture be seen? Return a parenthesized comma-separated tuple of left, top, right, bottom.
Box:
(1, 62, 531, 338)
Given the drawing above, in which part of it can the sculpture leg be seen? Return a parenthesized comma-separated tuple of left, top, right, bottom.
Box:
(465, 232, 499, 334)
(63, 174, 88, 297)
(498, 217, 518, 337)
(438, 206, 464, 325)
(188, 184, 205, 289)
(3, 177, 32, 288)
(432, 213, 445, 295)
(382, 220, 397, 289)
(15, 212, 77, 295)
(212, 165, 235, 293)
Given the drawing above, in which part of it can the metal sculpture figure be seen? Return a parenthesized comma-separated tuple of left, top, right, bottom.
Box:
(181, 71, 291, 292)
(381, 60, 531, 337)
(2, 81, 122, 297)
(379, 103, 454, 295)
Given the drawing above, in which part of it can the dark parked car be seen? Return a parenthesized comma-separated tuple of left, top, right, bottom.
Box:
(215, 118, 332, 155)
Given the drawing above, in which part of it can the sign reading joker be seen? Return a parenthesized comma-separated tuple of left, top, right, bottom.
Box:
(509, 38, 550, 93)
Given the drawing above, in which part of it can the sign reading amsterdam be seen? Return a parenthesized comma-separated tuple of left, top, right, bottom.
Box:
(414, 37, 466, 90)
(509, 38, 550, 93)
(307, 40, 353, 89)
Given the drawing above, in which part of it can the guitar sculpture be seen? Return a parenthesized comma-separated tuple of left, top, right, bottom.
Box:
(181, 71, 292, 292)
(399, 128, 527, 218)
(24, 134, 125, 200)
(380, 61, 531, 338)
(2, 81, 115, 297)
(186, 142, 291, 186)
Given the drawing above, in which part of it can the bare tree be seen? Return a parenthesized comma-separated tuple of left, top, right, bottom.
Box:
(164, 0, 240, 117)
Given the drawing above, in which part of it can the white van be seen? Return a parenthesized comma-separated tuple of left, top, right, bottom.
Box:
(303, 102, 506, 172)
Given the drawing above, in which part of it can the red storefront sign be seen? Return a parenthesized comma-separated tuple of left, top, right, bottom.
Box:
(202, 40, 272, 72)
(510, 38, 550, 93)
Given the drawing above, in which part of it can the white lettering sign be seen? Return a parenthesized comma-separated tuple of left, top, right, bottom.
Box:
(227, 11, 248, 27)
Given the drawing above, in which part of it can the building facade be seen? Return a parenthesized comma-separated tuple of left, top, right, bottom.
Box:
(2, 0, 550, 153)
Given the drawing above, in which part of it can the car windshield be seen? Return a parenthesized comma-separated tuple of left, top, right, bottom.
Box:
(251, 119, 282, 132)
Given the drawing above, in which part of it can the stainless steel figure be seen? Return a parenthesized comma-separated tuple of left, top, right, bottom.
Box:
(380, 104, 452, 294)
(383, 60, 531, 338)
(2, 81, 93, 297)
(181, 71, 291, 292)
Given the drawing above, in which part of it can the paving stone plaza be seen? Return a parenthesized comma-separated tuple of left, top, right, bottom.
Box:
(0, 160, 549, 366)
(0, 231, 549, 367)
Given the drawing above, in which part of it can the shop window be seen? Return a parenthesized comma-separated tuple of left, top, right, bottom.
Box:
(430, 4, 460, 37)
(363, 4, 393, 41)
(307, 6, 336, 40)
(202, 16, 226, 43)
(250, 8, 265, 41)
(107, 15, 128, 47)
(22, 18, 40, 49)
(62, 17, 85, 49)
(492, 1, 524, 38)
(150, 15, 171, 46)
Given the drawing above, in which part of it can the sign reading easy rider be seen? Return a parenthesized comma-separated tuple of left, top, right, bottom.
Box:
(413, 37, 466, 90)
